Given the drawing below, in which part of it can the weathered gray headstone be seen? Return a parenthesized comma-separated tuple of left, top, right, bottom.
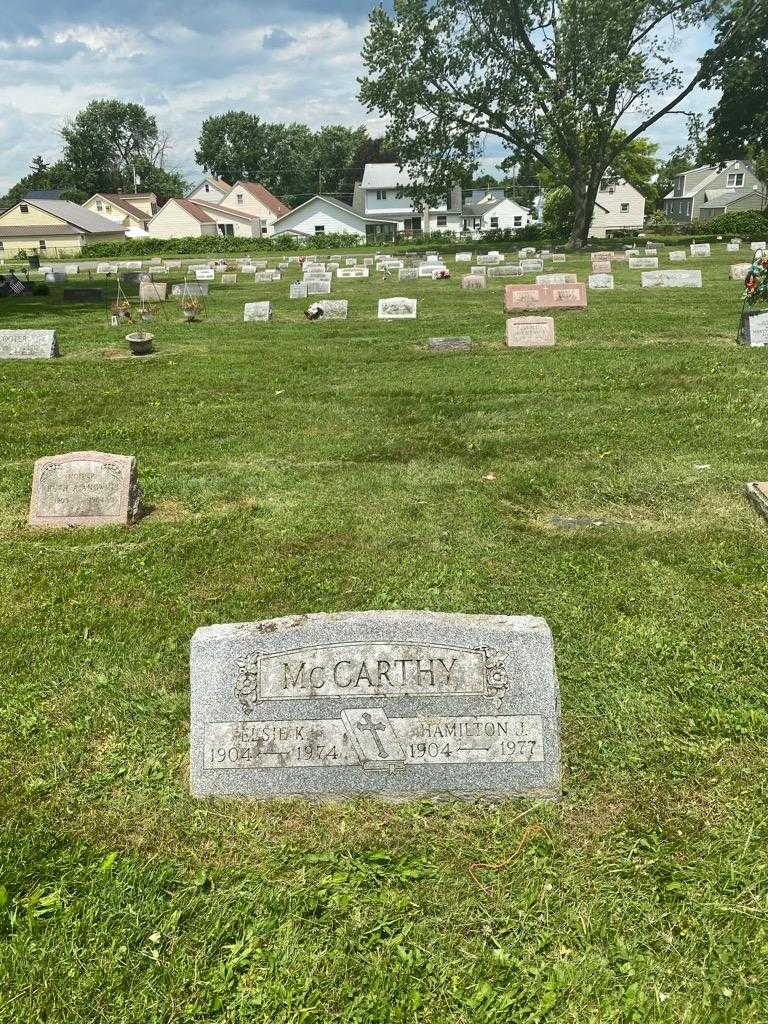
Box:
(588, 273, 614, 290)
(628, 257, 659, 269)
(455, 252, 473, 262)
(221, 274, 237, 285)
(139, 281, 167, 302)
(668, 250, 687, 261)
(63, 288, 103, 303)
(314, 300, 348, 320)
(521, 259, 544, 273)
(739, 310, 768, 346)
(190, 610, 561, 800)
(29, 451, 141, 527)
(641, 270, 702, 288)
(469, 266, 488, 276)
(506, 316, 555, 347)
(730, 262, 753, 281)
(378, 297, 417, 319)
(0, 329, 59, 359)
(726, 243, 740, 252)
(551, 253, 566, 263)
(536, 273, 577, 285)
(487, 265, 523, 278)
(690, 243, 711, 257)
(307, 280, 331, 295)
(428, 336, 472, 352)
(462, 274, 486, 289)
(399, 268, 418, 281)
(244, 301, 272, 322)
(290, 282, 308, 299)
(172, 282, 208, 297)
(746, 481, 768, 520)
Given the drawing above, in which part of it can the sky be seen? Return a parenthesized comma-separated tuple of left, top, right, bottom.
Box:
(0, 1, 718, 194)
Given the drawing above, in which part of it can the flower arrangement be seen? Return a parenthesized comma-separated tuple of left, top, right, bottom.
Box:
(744, 249, 768, 306)
(110, 298, 132, 319)
(181, 296, 203, 321)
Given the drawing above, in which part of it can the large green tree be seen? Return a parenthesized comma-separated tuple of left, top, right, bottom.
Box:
(195, 114, 374, 206)
(359, 0, 750, 246)
(60, 99, 188, 198)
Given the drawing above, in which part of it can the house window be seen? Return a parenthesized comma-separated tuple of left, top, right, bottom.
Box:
(261, 226, 267, 235)
(105, 204, 112, 212)
(444, 193, 451, 209)
(514, 216, 522, 226)
(39, 240, 47, 250)
(96, 201, 103, 211)
(620, 203, 629, 212)
(376, 190, 387, 201)
(727, 173, 744, 187)
(490, 216, 499, 228)
(0, 241, 4, 250)
(20, 204, 28, 213)
(608, 186, 615, 194)
(436, 215, 447, 227)
(204, 183, 210, 192)
(236, 193, 244, 205)
(218, 224, 234, 236)
(315, 224, 325, 234)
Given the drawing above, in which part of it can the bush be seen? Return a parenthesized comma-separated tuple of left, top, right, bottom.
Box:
(694, 210, 768, 239)
(80, 233, 368, 259)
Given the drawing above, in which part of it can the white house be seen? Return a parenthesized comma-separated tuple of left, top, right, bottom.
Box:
(272, 194, 395, 241)
(589, 178, 646, 237)
(217, 182, 292, 236)
(461, 193, 531, 233)
(353, 164, 531, 235)
(147, 198, 262, 238)
(186, 177, 231, 205)
(82, 192, 158, 231)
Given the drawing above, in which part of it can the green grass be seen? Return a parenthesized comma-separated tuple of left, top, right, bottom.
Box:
(1, 249, 767, 1023)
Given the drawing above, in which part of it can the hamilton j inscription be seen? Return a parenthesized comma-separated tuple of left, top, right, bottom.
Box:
(190, 611, 561, 799)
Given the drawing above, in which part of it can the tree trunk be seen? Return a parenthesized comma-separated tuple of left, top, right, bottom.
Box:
(568, 175, 589, 248)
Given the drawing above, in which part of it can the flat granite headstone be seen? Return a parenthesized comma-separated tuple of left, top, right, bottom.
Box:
(641, 270, 702, 288)
(290, 282, 308, 299)
(399, 268, 418, 281)
(588, 273, 614, 290)
(221, 274, 237, 285)
(690, 243, 711, 257)
(455, 252, 473, 262)
(628, 257, 659, 269)
(378, 297, 417, 319)
(669, 251, 687, 262)
(746, 482, 768, 520)
(244, 301, 272, 322)
(29, 451, 141, 527)
(730, 262, 753, 281)
(487, 265, 522, 278)
(63, 288, 103, 303)
(462, 275, 486, 289)
(189, 610, 561, 800)
(739, 310, 768, 346)
(521, 259, 544, 273)
(552, 253, 566, 263)
(536, 273, 577, 286)
(726, 243, 740, 252)
(506, 316, 555, 347)
(0, 329, 59, 359)
(590, 260, 611, 275)
(469, 266, 488, 276)
(172, 282, 208, 297)
(428, 336, 472, 352)
(139, 281, 167, 302)
(750, 242, 767, 251)
(314, 300, 348, 320)
(307, 280, 331, 295)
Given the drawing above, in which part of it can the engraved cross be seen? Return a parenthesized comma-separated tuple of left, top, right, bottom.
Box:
(356, 712, 388, 758)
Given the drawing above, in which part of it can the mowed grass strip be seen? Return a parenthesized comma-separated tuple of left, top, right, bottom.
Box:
(1, 247, 767, 1023)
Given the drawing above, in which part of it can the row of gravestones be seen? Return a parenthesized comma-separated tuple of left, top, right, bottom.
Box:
(21, 448, 768, 799)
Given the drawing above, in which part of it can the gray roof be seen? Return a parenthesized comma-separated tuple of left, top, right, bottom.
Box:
(0, 224, 91, 237)
(24, 199, 125, 234)
(699, 186, 764, 209)
(361, 163, 415, 189)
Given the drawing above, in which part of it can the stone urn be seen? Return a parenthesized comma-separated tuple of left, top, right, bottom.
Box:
(126, 331, 155, 355)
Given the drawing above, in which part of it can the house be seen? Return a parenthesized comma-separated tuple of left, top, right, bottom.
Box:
(589, 178, 646, 237)
(461, 192, 531, 233)
(186, 178, 231, 205)
(146, 197, 263, 239)
(352, 164, 531, 235)
(0, 198, 126, 257)
(218, 182, 291, 235)
(271, 194, 395, 241)
(663, 160, 765, 223)
(82, 192, 158, 232)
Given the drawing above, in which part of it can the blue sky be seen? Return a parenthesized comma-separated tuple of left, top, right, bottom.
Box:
(0, 2, 717, 193)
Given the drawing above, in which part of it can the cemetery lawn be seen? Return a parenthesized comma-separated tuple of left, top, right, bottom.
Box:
(2, 249, 768, 1023)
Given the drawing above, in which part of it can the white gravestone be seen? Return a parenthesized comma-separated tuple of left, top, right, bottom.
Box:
(29, 451, 142, 528)
(378, 297, 417, 320)
(521, 259, 544, 273)
(307, 280, 331, 295)
(139, 282, 167, 303)
(314, 300, 348, 320)
(455, 252, 473, 262)
(730, 263, 753, 281)
(628, 257, 659, 269)
(740, 311, 768, 346)
(588, 274, 614, 290)
(506, 316, 556, 347)
(487, 265, 523, 278)
(668, 251, 687, 261)
(244, 302, 272, 322)
(536, 273, 577, 285)
(196, 268, 214, 281)
(462, 274, 486, 289)
(290, 282, 308, 299)
(689, 243, 711, 257)
(0, 329, 59, 359)
(640, 270, 702, 288)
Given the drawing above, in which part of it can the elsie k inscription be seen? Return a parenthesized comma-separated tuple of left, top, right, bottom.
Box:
(205, 711, 544, 771)
(234, 642, 509, 712)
